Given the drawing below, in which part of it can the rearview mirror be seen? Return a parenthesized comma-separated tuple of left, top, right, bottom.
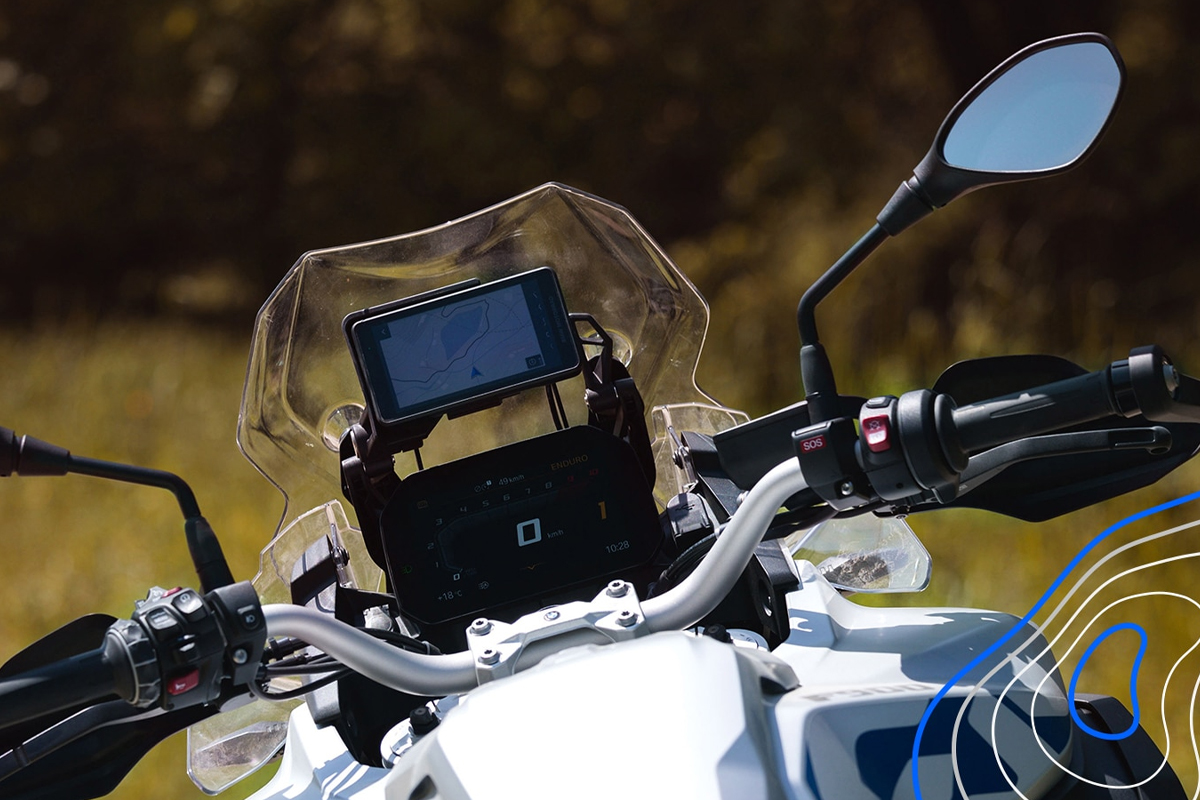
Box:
(877, 32, 1125, 235)
(941, 41, 1123, 172)
(798, 32, 1125, 424)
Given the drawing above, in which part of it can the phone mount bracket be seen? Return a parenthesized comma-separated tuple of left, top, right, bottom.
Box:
(571, 312, 656, 488)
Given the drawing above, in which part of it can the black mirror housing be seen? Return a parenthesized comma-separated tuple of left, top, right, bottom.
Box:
(878, 32, 1125, 235)
(0, 427, 15, 477)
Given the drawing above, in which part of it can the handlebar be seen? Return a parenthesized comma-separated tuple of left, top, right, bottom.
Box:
(261, 605, 478, 696)
(642, 458, 807, 631)
(4, 346, 1198, 736)
(947, 345, 1199, 454)
(0, 582, 265, 742)
(950, 368, 1124, 454)
(262, 457, 812, 695)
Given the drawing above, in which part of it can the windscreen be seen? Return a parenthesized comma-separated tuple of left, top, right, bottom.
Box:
(237, 182, 746, 534)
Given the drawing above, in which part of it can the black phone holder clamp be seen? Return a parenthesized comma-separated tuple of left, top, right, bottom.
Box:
(571, 312, 656, 489)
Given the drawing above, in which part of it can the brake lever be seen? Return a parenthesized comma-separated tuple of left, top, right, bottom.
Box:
(0, 700, 145, 782)
(957, 425, 1172, 496)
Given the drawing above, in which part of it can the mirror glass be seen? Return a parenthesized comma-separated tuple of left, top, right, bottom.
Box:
(942, 41, 1121, 172)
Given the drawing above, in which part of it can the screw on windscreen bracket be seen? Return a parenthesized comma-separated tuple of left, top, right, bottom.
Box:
(0, 427, 233, 593)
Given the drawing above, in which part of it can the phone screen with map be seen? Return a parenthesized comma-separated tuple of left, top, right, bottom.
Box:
(351, 268, 581, 425)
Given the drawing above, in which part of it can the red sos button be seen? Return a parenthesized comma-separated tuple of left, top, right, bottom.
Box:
(799, 435, 826, 452)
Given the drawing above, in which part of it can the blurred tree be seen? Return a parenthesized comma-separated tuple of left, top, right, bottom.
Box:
(0, 1, 1197, 410)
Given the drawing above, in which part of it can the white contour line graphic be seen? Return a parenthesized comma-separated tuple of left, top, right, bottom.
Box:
(944, 516, 1200, 799)
(1013, 589, 1200, 795)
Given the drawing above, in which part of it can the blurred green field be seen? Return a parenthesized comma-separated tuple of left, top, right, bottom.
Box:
(2, 322, 1200, 797)
(0, 324, 281, 799)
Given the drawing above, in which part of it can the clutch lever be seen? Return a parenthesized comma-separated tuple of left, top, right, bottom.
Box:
(957, 426, 1172, 496)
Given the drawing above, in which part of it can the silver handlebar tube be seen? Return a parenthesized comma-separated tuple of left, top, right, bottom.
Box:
(262, 604, 478, 696)
(262, 457, 807, 695)
(641, 457, 807, 632)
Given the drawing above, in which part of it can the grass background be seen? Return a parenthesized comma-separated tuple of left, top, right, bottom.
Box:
(2, 322, 1200, 797)
(0, 324, 280, 799)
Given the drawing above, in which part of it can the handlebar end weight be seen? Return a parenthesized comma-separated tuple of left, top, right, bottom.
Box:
(1126, 345, 1200, 424)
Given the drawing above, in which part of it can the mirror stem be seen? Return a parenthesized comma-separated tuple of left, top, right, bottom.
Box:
(797, 224, 890, 345)
(1, 427, 234, 592)
(797, 223, 890, 422)
(66, 455, 202, 519)
(801, 343, 840, 423)
(877, 178, 937, 236)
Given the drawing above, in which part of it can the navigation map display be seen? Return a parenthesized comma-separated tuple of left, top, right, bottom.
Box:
(351, 268, 581, 425)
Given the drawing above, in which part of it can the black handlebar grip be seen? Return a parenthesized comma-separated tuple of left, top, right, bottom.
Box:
(0, 639, 125, 731)
(949, 369, 1124, 455)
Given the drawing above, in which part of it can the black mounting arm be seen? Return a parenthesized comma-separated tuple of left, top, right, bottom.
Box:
(572, 312, 656, 489)
(0, 428, 233, 594)
(795, 225, 891, 425)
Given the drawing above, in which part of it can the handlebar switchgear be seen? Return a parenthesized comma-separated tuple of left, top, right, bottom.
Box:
(0, 581, 265, 732)
(794, 345, 1200, 511)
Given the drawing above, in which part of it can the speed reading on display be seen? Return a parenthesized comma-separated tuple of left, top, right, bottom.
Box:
(380, 426, 663, 626)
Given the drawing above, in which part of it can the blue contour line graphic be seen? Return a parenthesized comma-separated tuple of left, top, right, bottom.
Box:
(912, 488, 1200, 800)
(1066, 621, 1148, 741)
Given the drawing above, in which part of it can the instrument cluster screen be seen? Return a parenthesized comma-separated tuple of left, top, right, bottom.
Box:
(381, 426, 661, 625)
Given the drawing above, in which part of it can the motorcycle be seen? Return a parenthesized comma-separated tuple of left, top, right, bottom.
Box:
(2, 31, 1199, 799)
